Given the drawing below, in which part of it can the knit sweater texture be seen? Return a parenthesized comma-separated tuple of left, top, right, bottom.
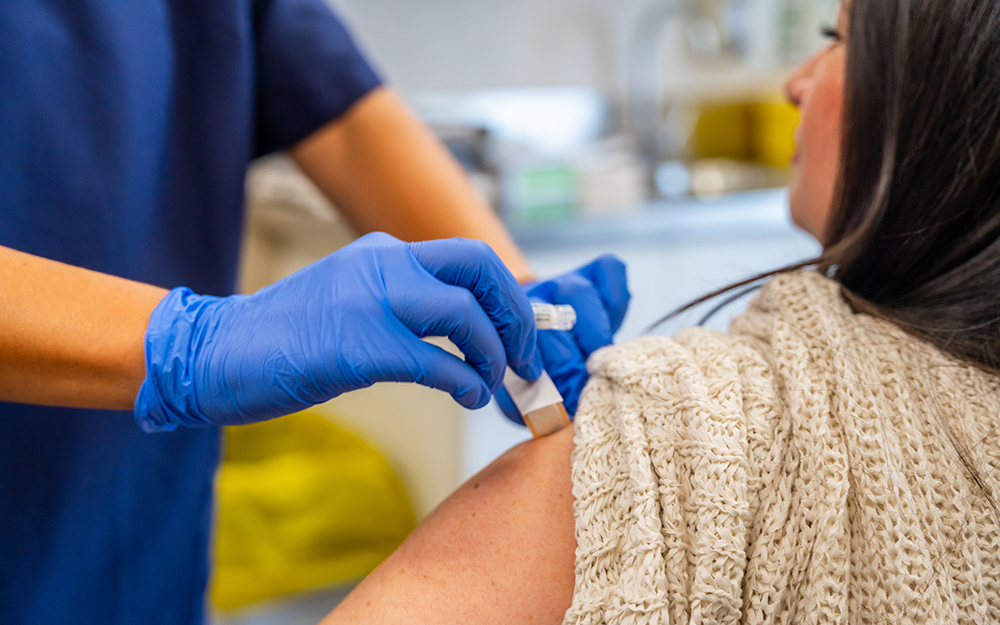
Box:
(566, 270, 1000, 625)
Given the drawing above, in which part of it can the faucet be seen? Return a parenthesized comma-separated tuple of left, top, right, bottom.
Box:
(629, 0, 693, 167)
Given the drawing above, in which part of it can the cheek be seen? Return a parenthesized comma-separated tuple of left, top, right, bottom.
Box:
(790, 59, 844, 241)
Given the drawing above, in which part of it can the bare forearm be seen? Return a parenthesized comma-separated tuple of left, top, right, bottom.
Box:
(0, 246, 167, 410)
(291, 87, 535, 283)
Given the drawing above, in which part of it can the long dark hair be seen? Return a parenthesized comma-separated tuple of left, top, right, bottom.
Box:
(671, 0, 1000, 374)
(828, 0, 1000, 370)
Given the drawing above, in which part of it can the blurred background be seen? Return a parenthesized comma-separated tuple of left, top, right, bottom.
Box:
(213, 0, 834, 622)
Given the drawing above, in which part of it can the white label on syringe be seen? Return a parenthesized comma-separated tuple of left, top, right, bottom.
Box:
(532, 303, 576, 331)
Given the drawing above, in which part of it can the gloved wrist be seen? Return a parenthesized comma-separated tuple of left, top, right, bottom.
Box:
(134, 287, 233, 432)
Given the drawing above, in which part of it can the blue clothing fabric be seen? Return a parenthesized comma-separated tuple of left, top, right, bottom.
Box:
(0, 1, 381, 623)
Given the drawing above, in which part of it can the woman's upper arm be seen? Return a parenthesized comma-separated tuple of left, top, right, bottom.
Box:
(321, 424, 577, 625)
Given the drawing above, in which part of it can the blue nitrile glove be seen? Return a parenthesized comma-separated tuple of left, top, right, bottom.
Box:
(496, 255, 629, 422)
(135, 233, 542, 432)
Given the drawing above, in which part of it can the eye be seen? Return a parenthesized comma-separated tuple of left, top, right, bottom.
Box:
(820, 25, 843, 43)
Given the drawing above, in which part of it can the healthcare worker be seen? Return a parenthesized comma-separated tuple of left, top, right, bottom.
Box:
(0, 1, 630, 623)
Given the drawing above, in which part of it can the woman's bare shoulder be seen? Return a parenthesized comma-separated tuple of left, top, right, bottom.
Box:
(320, 425, 577, 625)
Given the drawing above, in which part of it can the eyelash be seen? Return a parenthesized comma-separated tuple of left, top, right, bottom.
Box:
(821, 25, 843, 42)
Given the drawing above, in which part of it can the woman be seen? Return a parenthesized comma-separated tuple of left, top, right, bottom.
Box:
(320, 0, 1000, 622)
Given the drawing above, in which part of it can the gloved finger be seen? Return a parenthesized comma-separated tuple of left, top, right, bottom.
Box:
(391, 281, 507, 393)
(380, 333, 495, 409)
(578, 255, 631, 333)
(536, 330, 589, 416)
(408, 239, 541, 380)
(554, 365, 588, 416)
(544, 274, 615, 357)
(494, 386, 524, 425)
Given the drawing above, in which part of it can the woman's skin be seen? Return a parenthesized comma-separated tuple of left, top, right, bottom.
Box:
(787, 7, 846, 242)
(320, 9, 849, 625)
(323, 425, 577, 625)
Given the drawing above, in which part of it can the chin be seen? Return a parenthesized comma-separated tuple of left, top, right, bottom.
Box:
(787, 185, 808, 232)
(788, 182, 825, 243)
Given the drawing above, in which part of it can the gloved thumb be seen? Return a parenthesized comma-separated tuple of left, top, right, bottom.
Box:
(495, 385, 525, 425)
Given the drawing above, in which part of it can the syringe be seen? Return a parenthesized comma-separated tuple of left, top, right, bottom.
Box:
(503, 304, 577, 439)
(531, 303, 576, 331)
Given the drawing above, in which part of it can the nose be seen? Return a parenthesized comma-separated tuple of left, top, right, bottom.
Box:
(784, 48, 826, 108)
(784, 62, 812, 108)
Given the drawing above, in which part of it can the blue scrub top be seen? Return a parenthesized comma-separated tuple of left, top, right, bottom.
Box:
(0, 1, 381, 623)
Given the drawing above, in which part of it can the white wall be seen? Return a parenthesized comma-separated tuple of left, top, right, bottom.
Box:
(330, 0, 837, 102)
(331, 0, 646, 97)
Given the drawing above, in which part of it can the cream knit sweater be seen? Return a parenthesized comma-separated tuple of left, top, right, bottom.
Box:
(566, 271, 1000, 625)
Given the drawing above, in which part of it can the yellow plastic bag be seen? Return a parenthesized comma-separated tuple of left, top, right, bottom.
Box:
(211, 410, 415, 611)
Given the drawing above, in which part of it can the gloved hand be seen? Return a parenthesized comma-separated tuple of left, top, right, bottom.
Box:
(135, 233, 542, 432)
(496, 255, 629, 422)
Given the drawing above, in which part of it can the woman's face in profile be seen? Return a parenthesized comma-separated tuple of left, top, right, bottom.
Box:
(785, 5, 847, 244)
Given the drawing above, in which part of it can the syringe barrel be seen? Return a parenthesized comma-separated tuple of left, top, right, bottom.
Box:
(532, 303, 576, 331)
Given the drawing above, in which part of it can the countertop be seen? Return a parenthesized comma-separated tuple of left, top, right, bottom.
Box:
(508, 188, 794, 251)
